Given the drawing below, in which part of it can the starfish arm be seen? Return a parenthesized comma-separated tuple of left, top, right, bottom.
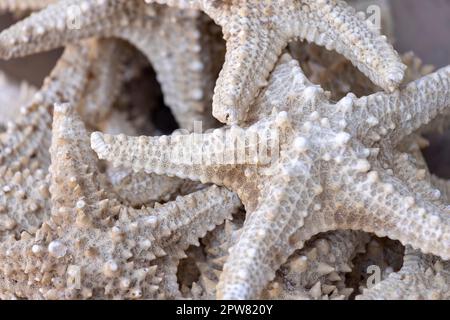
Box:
(356, 157, 450, 300)
(79, 39, 131, 129)
(0, 0, 54, 12)
(146, 0, 405, 125)
(349, 66, 450, 147)
(209, 19, 288, 124)
(0, 0, 131, 59)
(289, 0, 404, 92)
(0, 39, 128, 241)
(0, 103, 241, 299)
(194, 214, 367, 299)
(336, 170, 450, 260)
(91, 124, 276, 184)
(118, 184, 241, 259)
(0, 42, 93, 171)
(115, 9, 220, 130)
(216, 164, 321, 299)
(50, 103, 114, 207)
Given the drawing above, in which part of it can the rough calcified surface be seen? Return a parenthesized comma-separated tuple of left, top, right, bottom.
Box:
(0, 0, 449, 300)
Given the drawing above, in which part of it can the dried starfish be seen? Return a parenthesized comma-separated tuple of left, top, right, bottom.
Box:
(0, 102, 241, 299)
(92, 54, 450, 299)
(355, 140, 450, 300)
(0, 0, 220, 130)
(0, 42, 92, 240)
(146, 0, 405, 124)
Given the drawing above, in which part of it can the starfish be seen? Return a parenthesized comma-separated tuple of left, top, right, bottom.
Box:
(0, 102, 241, 299)
(0, 71, 36, 125)
(0, 0, 221, 130)
(0, 41, 95, 240)
(191, 211, 368, 300)
(357, 247, 450, 300)
(347, 0, 395, 40)
(354, 141, 450, 300)
(144, 0, 405, 124)
(92, 53, 450, 299)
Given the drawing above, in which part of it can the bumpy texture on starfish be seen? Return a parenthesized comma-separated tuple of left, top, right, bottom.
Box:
(92, 54, 450, 299)
(0, 0, 221, 130)
(190, 212, 368, 300)
(0, 0, 52, 12)
(354, 142, 450, 300)
(145, 0, 405, 124)
(0, 102, 241, 299)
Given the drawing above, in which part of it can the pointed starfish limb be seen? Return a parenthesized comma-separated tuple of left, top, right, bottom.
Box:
(0, 42, 91, 171)
(0, 103, 241, 299)
(91, 122, 280, 186)
(78, 39, 132, 129)
(91, 54, 450, 299)
(431, 176, 450, 203)
(0, 0, 131, 59)
(0, 0, 219, 130)
(348, 66, 450, 147)
(144, 0, 405, 124)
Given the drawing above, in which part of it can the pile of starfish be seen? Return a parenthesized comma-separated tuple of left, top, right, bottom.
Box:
(0, 0, 449, 300)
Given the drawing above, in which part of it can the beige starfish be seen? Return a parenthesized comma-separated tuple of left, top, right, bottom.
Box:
(92, 53, 450, 299)
(0, 41, 94, 240)
(0, 71, 36, 125)
(0, 0, 221, 130)
(357, 247, 450, 300)
(145, 0, 405, 124)
(355, 141, 450, 300)
(0, 102, 241, 299)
